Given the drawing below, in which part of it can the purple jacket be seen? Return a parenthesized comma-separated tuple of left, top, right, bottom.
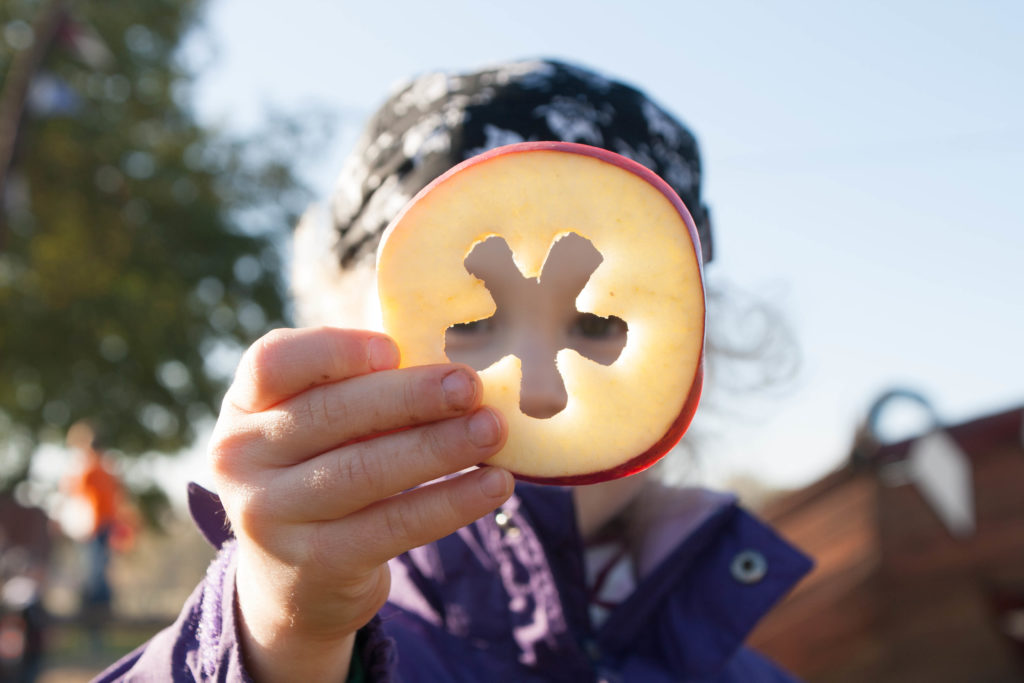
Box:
(99, 482, 811, 682)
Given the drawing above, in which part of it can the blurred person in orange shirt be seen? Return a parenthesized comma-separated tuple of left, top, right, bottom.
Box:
(62, 420, 132, 637)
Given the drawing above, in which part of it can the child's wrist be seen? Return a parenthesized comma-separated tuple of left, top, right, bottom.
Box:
(235, 557, 358, 682)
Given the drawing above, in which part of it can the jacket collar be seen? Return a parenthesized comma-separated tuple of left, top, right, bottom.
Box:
(516, 483, 813, 679)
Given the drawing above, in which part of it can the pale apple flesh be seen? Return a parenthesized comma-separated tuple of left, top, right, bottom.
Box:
(376, 141, 705, 485)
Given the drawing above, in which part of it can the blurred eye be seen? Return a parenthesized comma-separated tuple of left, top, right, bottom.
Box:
(448, 318, 495, 335)
(572, 313, 627, 340)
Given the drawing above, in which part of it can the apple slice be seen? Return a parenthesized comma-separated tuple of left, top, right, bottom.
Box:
(376, 141, 705, 485)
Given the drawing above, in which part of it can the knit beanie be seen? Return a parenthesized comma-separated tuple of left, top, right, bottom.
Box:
(327, 58, 713, 269)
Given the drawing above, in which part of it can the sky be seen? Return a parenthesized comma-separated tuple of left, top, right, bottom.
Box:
(180, 0, 1024, 491)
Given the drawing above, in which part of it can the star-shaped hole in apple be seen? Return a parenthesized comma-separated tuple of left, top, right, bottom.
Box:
(445, 232, 627, 419)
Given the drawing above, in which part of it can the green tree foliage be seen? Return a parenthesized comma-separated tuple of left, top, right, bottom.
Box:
(0, 0, 319, 488)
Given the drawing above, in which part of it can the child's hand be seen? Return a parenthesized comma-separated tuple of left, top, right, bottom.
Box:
(209, 327, 512, 681)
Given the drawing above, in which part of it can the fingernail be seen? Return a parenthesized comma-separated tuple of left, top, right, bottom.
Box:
(466, 408, 500, 447)
(442, 370, 476, 410)
(368, 337, 399, 370)
(479, 467, 511, 498)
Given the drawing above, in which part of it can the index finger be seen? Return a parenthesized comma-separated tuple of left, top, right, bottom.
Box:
(226, 327, 400, 414)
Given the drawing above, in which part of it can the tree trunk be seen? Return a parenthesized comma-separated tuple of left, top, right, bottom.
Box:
(0, 0, 70, 250)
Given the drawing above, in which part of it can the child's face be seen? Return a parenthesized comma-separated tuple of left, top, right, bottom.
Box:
(444, 234, 627, 419)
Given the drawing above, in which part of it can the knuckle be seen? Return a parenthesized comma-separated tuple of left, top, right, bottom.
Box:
(344, 567, 391, 619)
(320, 387, 348, 429)
(415, 424, 450, 464)
(308, 520, 340, 572)
(287, 393, 315, 434)
(256, 327, 294, 356)
(322, 327, 360, 375)
(324, 567, 392, 631)
(361, 567, 392, 614)
(260, 407, 297, 443)
(207, 424, 259, 480)
(229, 485, 273, 540)
(398, 378, 423, 422)
(289, 393, 317, 432)
(382, 504, 419, 548)
(334, 446, 380, 493)
(240, 329, 292, 388)
(436, 486, 464, 528)
(294, 385, 347, 433)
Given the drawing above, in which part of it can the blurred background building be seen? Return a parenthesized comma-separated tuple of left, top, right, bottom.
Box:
(750, 393, 1024, 682)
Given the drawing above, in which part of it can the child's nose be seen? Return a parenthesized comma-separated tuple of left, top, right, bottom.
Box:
(517, 342, 568, 419)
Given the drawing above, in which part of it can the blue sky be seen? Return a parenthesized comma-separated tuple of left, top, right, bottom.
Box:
(185, 0, 1024, 489)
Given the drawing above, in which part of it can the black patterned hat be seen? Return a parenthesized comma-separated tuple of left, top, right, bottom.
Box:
(330, 58, 713, 268)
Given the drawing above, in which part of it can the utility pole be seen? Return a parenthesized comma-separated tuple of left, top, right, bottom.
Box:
(0, 0, 70, 250)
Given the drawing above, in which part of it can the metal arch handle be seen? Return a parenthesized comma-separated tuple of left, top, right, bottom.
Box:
(851, 387, 942, 465)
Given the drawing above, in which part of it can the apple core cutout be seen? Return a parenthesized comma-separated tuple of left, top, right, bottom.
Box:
(444, 233, 628, 419)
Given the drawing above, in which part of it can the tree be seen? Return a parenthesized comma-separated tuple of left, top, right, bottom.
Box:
(0, 0, 320, 489)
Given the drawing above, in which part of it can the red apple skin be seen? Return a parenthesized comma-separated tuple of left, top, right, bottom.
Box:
(385, 141, 706, 486)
